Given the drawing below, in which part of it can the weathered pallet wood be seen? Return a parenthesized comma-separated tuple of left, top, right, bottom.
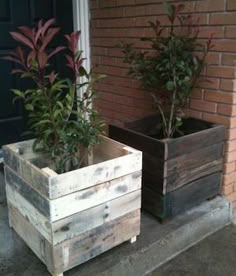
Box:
(52, 190, 141, 245)
(4, 135, 142, 199)
(9, 203, 140, 275)
(6, 183, 51, 243)
(52, 210, 140, 274)
(109, 116, 225, 221)
(5, 165, 141, 222)
(9, 203, 54, 271)
(142, 172, 222, 220)
(4, 135, 142, 275)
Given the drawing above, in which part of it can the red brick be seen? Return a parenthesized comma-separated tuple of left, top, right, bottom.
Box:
(117, 0, 135, 6)
(191, 89, 203, 99)
(204, 90, 236, 104)
(210, 12, 236, 25)
(202, 113, 231, 127)
(220, 80, 236, 92)
(99, 0, 117, 8)
(184, 109, 202, 120)
(226, 140, 236, 152)
(224, 162, 236, 174)
(218, 104, 236, 116)
(225, 150, 236, 163)
(222, 184, 234, 196)
(212, 40, 236, 53)
(223, 171, 236, 185)
(226, 191, 236, 202)
(195, 0, 225, 12)
(227, 0, 236, 11)
(198, 26, 224, 38)
(225, 26, 236, 38)
(207, 66, 236, 79)
(222, 54, 236, 66)
(226, 128, 236, 140)
(190, 99, 217, 113)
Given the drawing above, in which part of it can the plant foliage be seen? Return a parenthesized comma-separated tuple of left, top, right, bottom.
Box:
(119, 3, 214, 138)
(4, 19, 105, 173)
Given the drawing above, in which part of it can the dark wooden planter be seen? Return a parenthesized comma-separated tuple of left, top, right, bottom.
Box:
(109, 115, 225, 221)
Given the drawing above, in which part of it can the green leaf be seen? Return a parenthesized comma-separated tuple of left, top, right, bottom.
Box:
(25, 104, 34, 111)
(166, 81, 175, 91)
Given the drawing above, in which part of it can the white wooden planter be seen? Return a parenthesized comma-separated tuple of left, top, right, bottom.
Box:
(3, 135, 142, 276)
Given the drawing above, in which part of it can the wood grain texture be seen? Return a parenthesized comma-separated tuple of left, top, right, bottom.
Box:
(165, 159, 223, 193)
(143, 172, 222, 220)
(49, 150, 142, 199)
(3, 145, 50, 197)
(9, 203, 54, 272)
(5, 166, 50, 218)
(166, 125, 225, 159)
(109, 124, 166, 159)
(50, 171, 141, 222)
(5, 183, 52, 243)
(167, 172, 222, 217)
(52, 190, 141, 245)
(52, 210, 141, 273)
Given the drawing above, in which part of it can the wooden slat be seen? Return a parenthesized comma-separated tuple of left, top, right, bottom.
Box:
(52, 210, 140, 274)
(167, 125, 225, 159)
(9, 204, 54, 272)
(5, 166, 50, 218)
(49, 150, 142, 199)
(166, 143, 224, 176)
(52, 190, 141, 245)
(166, 159, 223, 193)
(109, 124, 166, 160)
(6, 184, 52, 243)
(167, 172, 222, 217)
(3, 145, 50, 197)
(142, 186, 165, 220)
(50, 171, 141, 222)
(142, 172, 222, 220)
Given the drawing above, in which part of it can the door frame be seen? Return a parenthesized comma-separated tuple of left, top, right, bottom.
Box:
(73, 0, 91, 74)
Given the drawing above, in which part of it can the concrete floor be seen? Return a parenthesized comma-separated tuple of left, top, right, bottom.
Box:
(150, 224, 236, 276)
(0, 166, 235, 276)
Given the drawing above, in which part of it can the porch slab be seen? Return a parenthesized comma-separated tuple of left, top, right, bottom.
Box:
(0, 170, 232, 276)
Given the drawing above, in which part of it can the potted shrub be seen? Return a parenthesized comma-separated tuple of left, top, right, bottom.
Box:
(2, 19, 142, 275)
(109, 3, 225, 221)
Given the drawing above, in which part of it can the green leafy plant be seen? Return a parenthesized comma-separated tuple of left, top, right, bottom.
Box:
(4, 19, 105, 173)
(119, 3, 214, 138)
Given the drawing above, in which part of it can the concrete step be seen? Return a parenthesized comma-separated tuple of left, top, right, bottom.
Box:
(71, 197, 232, 276)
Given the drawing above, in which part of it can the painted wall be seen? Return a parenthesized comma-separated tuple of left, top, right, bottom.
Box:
(90, 0, 236, 208)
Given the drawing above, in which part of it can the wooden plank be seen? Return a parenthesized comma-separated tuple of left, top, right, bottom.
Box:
(166, 159, 223, 193)
(5, 166, 50, 218)
(109, 124, 166, 160)
(166, 143, 224, 176)
(6, 184, 52, 243)
(50, 171, 141, 222)
(52, 190, 141, 245)
(9, 203, 54, 272)
(3, 145, 50, 197)
(167, 124, 225, 159)
(95, 135, 138, 159)
(52, 210, 141, 274)
(49, 150, 142, 199)
(142, 186, 166, 220)
(167, 172, 222, 217)
(143, 152, 164, 178)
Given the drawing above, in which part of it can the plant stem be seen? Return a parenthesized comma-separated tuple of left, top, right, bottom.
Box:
(150, 92, 167, 137)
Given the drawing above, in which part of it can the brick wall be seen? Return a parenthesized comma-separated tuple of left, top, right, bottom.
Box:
(90, 0, 236, 208)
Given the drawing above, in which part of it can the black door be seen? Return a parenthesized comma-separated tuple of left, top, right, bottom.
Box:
(0, 0, 73, 147)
